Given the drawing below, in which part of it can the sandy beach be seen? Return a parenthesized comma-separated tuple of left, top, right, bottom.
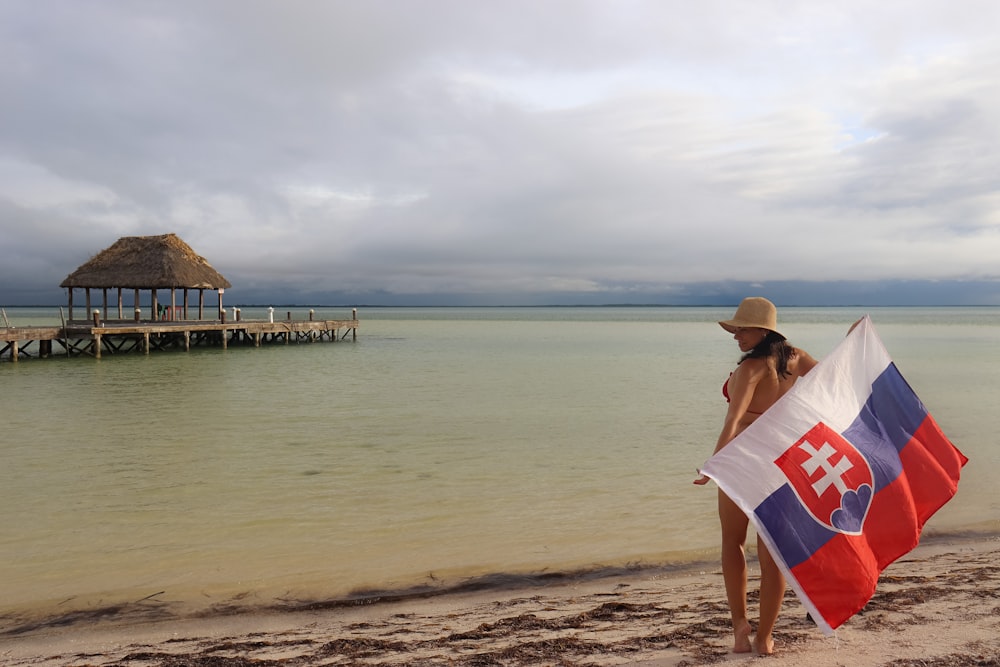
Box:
(3, 534, 998, 666)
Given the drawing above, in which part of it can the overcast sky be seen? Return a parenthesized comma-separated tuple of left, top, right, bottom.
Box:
(2, 1, 999, 306)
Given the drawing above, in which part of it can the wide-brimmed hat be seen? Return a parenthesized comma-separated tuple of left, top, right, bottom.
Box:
(718, 297, 781, 336)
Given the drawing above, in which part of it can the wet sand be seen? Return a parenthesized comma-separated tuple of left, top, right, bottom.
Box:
(3, 535, 999, 666)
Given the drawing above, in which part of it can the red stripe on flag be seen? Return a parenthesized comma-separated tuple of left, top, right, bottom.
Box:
(899, 415, 967, 523)
(789, 531, 879, 629)
(863, 471, 922, 569)
(789, 476, 921, 628)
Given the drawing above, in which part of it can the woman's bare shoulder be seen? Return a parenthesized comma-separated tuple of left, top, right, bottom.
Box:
(733, 357, 769, 381)
(789, 347, 819, 376)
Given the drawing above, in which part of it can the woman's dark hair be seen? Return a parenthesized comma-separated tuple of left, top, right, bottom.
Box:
(741, 330, 793, 378)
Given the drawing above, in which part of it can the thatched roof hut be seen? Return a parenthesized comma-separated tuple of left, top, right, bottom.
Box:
(61, 233, 231, 290)
(61, 234, 231, 322)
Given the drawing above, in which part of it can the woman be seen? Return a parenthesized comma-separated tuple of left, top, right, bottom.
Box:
(694, 297, 817, 655)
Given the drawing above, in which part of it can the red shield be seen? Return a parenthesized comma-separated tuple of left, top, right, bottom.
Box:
(774, 422, 875, 535)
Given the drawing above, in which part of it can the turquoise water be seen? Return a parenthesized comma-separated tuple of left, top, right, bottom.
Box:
(1, 306, 997, 629)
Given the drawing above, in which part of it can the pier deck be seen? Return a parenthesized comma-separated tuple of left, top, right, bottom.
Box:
(1, 314, 358, 362)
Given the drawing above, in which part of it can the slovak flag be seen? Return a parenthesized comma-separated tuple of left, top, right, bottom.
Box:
(700, 316, 967, 635)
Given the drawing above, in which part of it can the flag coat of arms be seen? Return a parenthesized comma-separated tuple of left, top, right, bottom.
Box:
(700, 316, 968, 634)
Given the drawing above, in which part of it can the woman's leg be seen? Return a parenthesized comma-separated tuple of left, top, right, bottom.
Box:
(754, 536, 786, 655)
(718, 490, 752, 653)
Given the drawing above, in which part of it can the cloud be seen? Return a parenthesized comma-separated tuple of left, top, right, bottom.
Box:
(1, 1, 999, 305)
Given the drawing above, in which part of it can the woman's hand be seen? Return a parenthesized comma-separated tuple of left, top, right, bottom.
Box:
(693, 472, 711, 485)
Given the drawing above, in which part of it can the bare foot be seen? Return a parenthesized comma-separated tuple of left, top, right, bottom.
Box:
(754, 634, 775, 656)
(733, 620, 752, 653)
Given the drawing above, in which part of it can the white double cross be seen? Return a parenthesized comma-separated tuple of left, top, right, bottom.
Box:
(798, 439, 855, 497)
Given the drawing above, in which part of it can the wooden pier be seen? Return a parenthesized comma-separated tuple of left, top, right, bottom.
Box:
(4, 234, 363, 363)
(0, 309, 358, 362)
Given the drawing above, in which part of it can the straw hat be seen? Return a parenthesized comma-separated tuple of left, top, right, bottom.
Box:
(718, 297, 781, 335)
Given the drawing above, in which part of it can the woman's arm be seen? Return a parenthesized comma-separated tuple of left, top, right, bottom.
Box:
(713, 360, 765, 452)
(694, 360, 765, 484)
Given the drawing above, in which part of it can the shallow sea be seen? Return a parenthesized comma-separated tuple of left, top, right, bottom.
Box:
(1, 305, 997, 628)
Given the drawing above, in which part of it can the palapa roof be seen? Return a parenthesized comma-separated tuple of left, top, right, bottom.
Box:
(60, 233, 232, 290)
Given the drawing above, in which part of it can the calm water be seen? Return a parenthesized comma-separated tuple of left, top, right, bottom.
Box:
(1, 306, 998, 629)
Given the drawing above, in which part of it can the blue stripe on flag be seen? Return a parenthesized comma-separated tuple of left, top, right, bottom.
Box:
(756, 484, 834, 567)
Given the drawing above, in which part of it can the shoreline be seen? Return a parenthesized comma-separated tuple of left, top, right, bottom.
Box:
(4, 533, 999, 666)
(0, 552, 724, 638)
